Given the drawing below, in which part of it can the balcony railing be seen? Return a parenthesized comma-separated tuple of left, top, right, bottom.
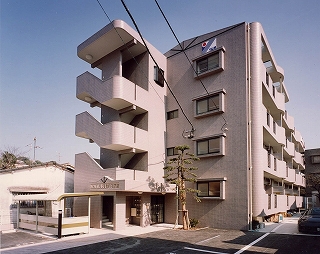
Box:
(284, 138, 295, 157)
(295, 174, 306, 187)
(285, 166, 296, 183)
(76, 72, 150, 111)
(76, 111, 148, 152)
(262, 106, 286, 146)
(283, 110, 294, 131)
(263, 150, 286, 179)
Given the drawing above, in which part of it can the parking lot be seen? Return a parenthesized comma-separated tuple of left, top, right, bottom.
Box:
(2, 214, 320, 254)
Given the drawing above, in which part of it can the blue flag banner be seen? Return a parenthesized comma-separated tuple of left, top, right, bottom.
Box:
(202, 38, 217, 53)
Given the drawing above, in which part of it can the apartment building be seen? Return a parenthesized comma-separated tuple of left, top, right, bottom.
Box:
(304, 148, 320, 207)
(74, 20, 305, 231)
(74, 20, 176, 231)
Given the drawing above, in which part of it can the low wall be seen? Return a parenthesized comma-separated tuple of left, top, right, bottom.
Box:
(19, 214, 89, 236)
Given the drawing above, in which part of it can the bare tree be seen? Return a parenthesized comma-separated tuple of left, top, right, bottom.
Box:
(306, 173, 320, 203)
(0, 147, 20, 169)
(163, 145, 200, 230)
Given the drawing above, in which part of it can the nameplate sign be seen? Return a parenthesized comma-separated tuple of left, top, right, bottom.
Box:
(90, 182, 120, 190)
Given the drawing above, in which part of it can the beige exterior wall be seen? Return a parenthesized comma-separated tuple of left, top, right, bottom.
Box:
(165, 23, 249, 230)
(165, 22, 305, 230)
(74, 20, 305, 231)
(74, 20, 175, 231)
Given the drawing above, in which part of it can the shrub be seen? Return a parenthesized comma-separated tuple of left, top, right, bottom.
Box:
(189, 218, 199, 228)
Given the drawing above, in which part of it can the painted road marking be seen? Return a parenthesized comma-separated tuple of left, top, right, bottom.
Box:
(184, 247, 228, 253)
(196, 235, 220, 244)
(234, 233, 270, 254)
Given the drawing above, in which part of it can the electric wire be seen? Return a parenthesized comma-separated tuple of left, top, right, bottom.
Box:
(155, 0, 228, 132)
(95, 0, 185, 164)
(96, 0, 185, 132)
(120, 0, 195, 133)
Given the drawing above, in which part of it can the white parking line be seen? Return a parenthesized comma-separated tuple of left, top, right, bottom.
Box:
(184, 246, 228, 253)
(196, 235, 220, 244)
(234, 233, 270, 254)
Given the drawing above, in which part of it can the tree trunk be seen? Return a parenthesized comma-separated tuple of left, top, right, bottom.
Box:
(182, 203, 188, 230)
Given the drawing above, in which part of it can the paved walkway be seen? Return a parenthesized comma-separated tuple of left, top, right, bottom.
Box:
(0, 224, 178, 253)
(257, 213, 300, 234)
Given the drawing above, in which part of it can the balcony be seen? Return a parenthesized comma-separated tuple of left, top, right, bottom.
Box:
(76, 72, 150, 111)
(75, 152, 160, 182)
(262, 82, 285, 114)
(293, 151, 304, 168)
(284, 138, 295, 157)
(283, 111, 294, 131)
(284, 166, 296, 183)
(263, 193, 287, 216)
(292, 129, 305, 151)
(295, 174, 306, 187)
(76, 111, 148, 152)
(263, 150, 286, 180)
(262, 106, 286, 146)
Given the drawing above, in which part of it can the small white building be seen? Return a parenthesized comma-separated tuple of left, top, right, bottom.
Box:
(0, 162, 74, 231)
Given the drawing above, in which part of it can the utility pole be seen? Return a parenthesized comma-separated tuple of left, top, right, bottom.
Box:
(33, 137, 41, 161)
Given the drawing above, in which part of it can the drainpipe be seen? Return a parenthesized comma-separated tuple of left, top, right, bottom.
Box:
(247, 23, 253, 231)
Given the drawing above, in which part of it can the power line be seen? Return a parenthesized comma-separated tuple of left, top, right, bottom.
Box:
(96, 0, 185, 132)
(154, 0, 228, 132)
(120, 0, 195, 135)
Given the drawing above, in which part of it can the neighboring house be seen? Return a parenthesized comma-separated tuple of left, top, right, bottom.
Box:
(305, 148, 320, 207)
(0, 162, 74, 231)
(74, 20, 305, 231)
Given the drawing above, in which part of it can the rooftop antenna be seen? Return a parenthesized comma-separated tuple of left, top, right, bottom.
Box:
(33, 137, 42, 161)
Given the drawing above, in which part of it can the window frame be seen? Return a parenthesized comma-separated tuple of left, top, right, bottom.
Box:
(194, 134, 226, 157)
(167, 109, 178, 120)
(154, 66, 164, 87)
(166, 147, 179, 156)
(196, 177, 227, 200)
(193, 46, 225, 79)
(311, 155, 320, 164)
(193, 89, 226, 118)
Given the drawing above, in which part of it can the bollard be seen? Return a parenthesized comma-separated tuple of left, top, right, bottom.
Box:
(58, 210, 62, 239)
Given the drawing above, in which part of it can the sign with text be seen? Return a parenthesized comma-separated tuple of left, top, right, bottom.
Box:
(90, 182, 120, 190)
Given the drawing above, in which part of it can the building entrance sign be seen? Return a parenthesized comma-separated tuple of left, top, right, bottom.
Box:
(90, 182, 120, 191)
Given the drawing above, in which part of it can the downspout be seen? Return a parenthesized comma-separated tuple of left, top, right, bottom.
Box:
(247, 23, 253, 231)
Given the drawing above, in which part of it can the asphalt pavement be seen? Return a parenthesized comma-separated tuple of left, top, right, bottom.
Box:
(0, 213, 307, 254)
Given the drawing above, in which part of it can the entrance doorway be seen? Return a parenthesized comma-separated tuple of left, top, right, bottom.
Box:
(102, 196, 113, 228)
(151, 195, 164, 224)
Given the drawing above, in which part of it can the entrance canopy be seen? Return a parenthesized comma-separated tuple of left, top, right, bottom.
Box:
(13, 192, 104, 202)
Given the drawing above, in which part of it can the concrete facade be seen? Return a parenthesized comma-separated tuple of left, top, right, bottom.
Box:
(74, 20, 305, 231)
(74, 20, 176, 231)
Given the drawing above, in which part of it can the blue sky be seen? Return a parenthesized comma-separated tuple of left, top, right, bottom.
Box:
(1, 0, 319, 164)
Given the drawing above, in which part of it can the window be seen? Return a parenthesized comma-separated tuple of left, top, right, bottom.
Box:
(195, 134, 225, 157)
(274, 194, 277, 208)
(267, 112, 270, 126)
(197, 178, 226, 199)
(167, 109, 178, 120)
(154, 66, 164, 87)
(193, 89, 225, 118)
(167, 147, 179, 156)
(197, 138, 220, 155)
(196, 95, 219, 115)
(193, 47, 225, 78)
(197, 54, 219, 74)
(268, 194, 271, 209)
(266, 72, 269, 86)
(311, 155, 320, 164)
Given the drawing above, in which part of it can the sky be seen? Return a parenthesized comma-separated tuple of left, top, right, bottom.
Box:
(1, 0, 320, 165)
